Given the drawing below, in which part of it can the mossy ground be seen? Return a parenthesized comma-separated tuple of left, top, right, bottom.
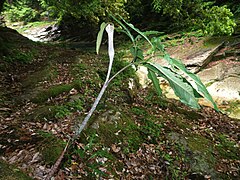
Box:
(37, 131, 66, 165)
(0, 160, 32, 180)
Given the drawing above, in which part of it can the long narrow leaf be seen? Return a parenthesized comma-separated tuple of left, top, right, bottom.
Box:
(135, 31, 163, 41)
(164, 54, 218, 110)
(96, 22, 107, 54)
(147, 69, 162, 96)
(144, 62, 200, 109)
(110, 14, 135, 44)
(118, 15, 153, 47)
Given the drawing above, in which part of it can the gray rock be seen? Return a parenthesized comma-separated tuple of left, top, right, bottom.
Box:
(206, 77, 240, 101)
(167, 132, 218, 179)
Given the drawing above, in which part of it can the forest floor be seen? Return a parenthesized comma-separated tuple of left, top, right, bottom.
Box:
(0, 26, 239, 179)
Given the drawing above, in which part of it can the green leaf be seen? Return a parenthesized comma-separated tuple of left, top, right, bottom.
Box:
(144, 62, 200, 109)
(147, 69, 162, 96)
(96, 22, 107, 54)
(135, 31, 163, 41)
(118, 15, 153, 47)
(152, 37, 165, 53)
(110, 14, 135, 44)
(130, 47, 144, 62)
(164, 54, 218, 110)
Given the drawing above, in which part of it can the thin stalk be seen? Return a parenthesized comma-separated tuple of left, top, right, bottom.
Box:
(74, 24, 115, 139)
(108, 62, 134, 84)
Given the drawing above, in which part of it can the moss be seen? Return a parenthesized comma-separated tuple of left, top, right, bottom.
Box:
(98, 114, 142, 152)
(225, 100, 240, 113)
(187, 134, 215, 164)
(204, 36, 235, 48)
(185, 134, 219, 177)
(216, 134, 239, 160)
(22, 65, 58, 88)
(187, 135, 211, 151)
(26, 105, 57, 122)
(174, 117, 192, 130)
(222, 100, 240, 119)
(32, 84, 73, 103)
(82, 108, 144, 153)
(139, 118, 163, 144)
(38, 132, 66, 165)
(0, 160, 32, 180)
(131, 106, 147, 116)
(174, 107, 203, 121)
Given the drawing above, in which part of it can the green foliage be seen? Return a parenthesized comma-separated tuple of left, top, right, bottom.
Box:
(152, 0, 183, 16)
(3, 0, 236, 36)
(202, 5, 236, 35)
(3, 50, 35, 63)
(99, 15, 218, 110)
(4, 2, 38, 23)
(151, 0, 236, 35)
(145, 63, 201, 109)
(41, 0, 128, 24)
(96, 22, 107, 54)
(55, 99, 83, 119)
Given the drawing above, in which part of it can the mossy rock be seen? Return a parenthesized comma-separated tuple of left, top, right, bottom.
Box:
(22, 65, 58, 89)
(168, 132, 218, 178)
(32, 84, 73, 103)
(225, 100, 240, 120)
(86, 106, 164, 153)
(0, 160, 32, 180)
(216, 134, 239, 160)
(26, 105, 57, 122)
(93, 110, 143, 152)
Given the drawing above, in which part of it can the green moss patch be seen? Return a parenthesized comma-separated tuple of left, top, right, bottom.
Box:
(32, 84, 73, 103)
(187, 134, 215, 165)
(0, 160, 32, 180)
(37, 132, 66, 165)
(95, 111, 143, 153)
(216, 134, 239, 160)
(22, 65, 58, 89)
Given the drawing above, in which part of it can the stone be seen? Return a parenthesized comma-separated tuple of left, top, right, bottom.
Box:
(197, 62, 240, 84)
(136, 66, 150, 88)
(229, 106, 240, 119)
(206, 77, 240, 101)
(197, 62, 227, 83)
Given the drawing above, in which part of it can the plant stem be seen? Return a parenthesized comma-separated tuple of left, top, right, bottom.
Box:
(74, 24, 115, 139)
(73, 82, 108, 139)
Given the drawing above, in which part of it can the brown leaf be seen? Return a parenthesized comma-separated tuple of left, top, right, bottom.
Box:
(111, 144, 121, 153)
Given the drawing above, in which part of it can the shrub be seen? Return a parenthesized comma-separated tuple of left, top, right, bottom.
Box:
(152, 0, 236, 35)
(202, 5, 236, 35)
(4, 3, 38, 23)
